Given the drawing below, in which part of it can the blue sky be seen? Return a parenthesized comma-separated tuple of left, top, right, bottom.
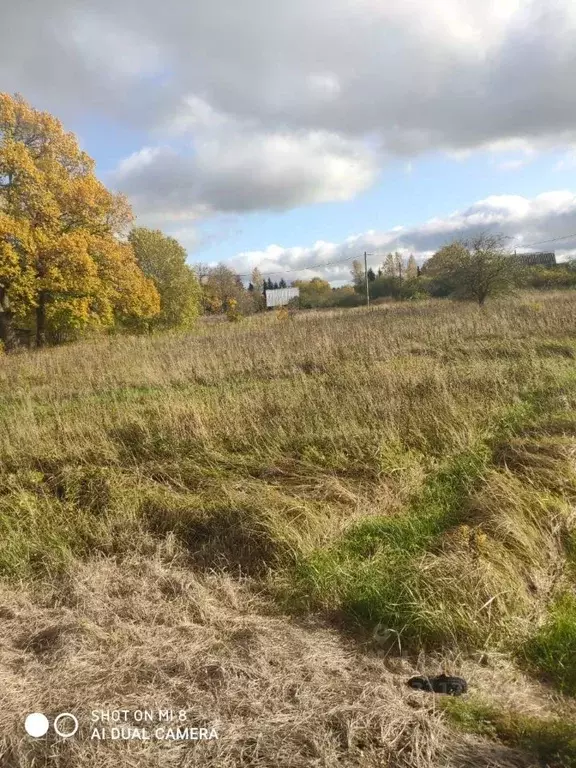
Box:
(3, 0, 576, 282)
(187, 149, 576, 270)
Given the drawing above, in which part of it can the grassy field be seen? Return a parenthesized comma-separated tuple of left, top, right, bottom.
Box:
(1, 293, 576, 767)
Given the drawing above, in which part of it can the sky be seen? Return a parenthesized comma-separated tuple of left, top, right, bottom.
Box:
(3, 0, 576, 282)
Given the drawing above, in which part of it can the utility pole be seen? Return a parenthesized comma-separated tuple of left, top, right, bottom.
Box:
(364, 251, 370, 308)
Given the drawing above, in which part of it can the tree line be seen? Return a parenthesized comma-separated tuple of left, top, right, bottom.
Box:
(351, 237, 576, 306)
(2, 93, 576, 351)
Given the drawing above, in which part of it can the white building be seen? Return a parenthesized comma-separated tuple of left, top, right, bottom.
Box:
(265, 287, 300, 308)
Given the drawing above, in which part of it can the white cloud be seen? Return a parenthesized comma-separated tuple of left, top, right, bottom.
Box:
(3, 1, 576, 156)
(227, 190, 576, 282)
(494, 158, 531, 171)
(65, 13, 164, 79)
(555, 148, 576, 170)
(306, 73, 341, 101)
(3, 1, 576, 224)
(112, 127, 378, 220)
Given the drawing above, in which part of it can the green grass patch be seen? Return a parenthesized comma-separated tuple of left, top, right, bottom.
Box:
(443, 697, 576, 768)
(0, 467, 143, 579)
(280, 387, 576, 648)
(521, 593, 576, 696)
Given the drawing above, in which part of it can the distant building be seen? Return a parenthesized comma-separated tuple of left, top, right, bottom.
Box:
(265, 287, 300, 308)
(514, 252, 556, 267)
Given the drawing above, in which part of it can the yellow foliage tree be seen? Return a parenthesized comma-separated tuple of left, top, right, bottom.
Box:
(0, 93, 159, 347)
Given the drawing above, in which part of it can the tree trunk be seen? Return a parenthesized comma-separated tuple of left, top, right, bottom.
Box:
(36, 291, 47, 348)
(0, 287, 16, 351)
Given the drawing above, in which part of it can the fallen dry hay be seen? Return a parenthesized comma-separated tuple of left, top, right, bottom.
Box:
(0, 547, 551, 768)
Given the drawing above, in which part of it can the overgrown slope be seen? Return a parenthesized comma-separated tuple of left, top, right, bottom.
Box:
(1, 294, 576, 767)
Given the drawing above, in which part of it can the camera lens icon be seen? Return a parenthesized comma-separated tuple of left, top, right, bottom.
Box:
(53, 713, 79, 738)
(24, 712, 79, 738)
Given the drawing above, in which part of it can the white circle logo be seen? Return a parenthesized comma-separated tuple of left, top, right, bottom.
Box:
(53, 713, 79, 738)
(24, 713, 49, 738)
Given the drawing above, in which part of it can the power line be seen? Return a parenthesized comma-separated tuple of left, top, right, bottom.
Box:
(198, 228, 576, 284)
(234, 253, 358, 279)
(240, 229, 576, 280)
(512, 231, 576, 249)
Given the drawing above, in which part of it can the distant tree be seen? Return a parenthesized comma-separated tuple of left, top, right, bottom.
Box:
(250, 268, 266, 311)
(279, 278, 287, 288)
(382, 253, 396, 277)
(351, 259, 365, 293)
(292, 277, 332, 308)
(424, 234, 521, 305)
(422, 241, 469, 297)
(273, 281, 279, 290)
(367, 267, 376, 282)
(400, 278, 429, 301)
(370, 275, 402, 300)
(331, 285, 364, 307)
(202, 264, 247, 313)
(129, 228, 201, 331)
(248, 283, 254, 292)
(522, 265, 576, 290)
(406, 254, 418, 279)
(251, 267, 264, 295)
(383, 252, 404, 280)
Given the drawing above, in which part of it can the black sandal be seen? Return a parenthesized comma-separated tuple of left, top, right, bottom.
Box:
(407, 674, 467, 696)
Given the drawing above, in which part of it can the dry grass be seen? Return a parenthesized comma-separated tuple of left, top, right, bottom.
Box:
(0, 546, 563, 767)
(1, 293, 576, 765)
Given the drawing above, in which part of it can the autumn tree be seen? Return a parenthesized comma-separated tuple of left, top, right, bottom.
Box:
(423, 234, 520, 305)
(250, 267, 266, 311)
(421, 241, 468, 297)
(251, 267, 264, 293)
(351, 259, 365, 294)
(406, 254, 418, 279)
(292, 277, 332, 308)
(382, 253, 395, 277)
(201, 264, 251, 314)
(0, 93, 159, 347)
(382, 252, 404, 279)
(129, 227, 200, 331)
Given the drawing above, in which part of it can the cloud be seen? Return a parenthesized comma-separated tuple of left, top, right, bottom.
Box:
(226, 191, 576, 282)
(112, 127, 378, 220)
(494, 158, 531, 171)
(4, 1, 576, 226)
(3, 1, 576, 158)
(555, 148, 576, 171)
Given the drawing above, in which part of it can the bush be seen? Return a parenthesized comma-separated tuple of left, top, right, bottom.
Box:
(226, 298, 242, 322)
(370, 276, 403, 299)
(524, 266, 576, 290)
(331, 286, 365, 307)
(400, 277, 431, 300)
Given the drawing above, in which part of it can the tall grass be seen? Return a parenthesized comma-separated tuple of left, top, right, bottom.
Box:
(3, 293, 576, 767)
(1, 294, 576, 653)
